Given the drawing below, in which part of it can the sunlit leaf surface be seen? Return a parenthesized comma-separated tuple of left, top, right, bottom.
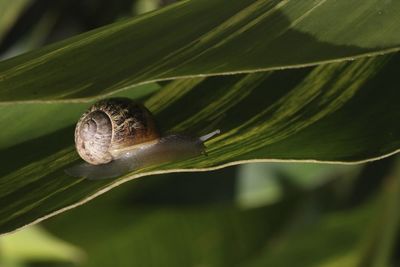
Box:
(1, 0, 400, 101)
(0, 54, 399, 234)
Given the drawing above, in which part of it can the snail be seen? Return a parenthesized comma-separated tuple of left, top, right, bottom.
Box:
(65, 98, 220, 179)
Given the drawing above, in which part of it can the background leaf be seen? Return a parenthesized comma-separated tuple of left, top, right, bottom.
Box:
(0, 225, 83, 266)
(0, 0, 32, 43)
(40, 158, 400, 267)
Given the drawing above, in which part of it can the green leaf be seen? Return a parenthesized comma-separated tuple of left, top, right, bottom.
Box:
(355, 161, 400, 267)
(242, 198, 377, 267)
(1, 54, 400, 235)
(42, 164, 393, 267)
(42, 168, 301, 267)
(1, 0, 400, 235)
(260, 159, 400, 267)
(0, 0, 32, 43)
(0, 225, 83, 266)
(236, 162, 358, 208)
(1, 0, 400, 101)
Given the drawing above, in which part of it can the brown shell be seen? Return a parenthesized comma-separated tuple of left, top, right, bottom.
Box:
(75, 98, 160, 165)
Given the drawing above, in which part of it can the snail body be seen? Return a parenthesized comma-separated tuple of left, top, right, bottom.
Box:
(66, 98, 220, 179)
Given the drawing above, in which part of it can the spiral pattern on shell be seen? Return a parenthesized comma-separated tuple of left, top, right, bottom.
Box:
(75, 98, 160, 165)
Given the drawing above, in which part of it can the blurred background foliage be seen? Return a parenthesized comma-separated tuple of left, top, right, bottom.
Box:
(0, 0, 399, 266)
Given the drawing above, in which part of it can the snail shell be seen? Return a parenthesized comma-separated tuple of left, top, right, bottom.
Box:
(67, 97, 220, 179)
(75, 98, 159, 165)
